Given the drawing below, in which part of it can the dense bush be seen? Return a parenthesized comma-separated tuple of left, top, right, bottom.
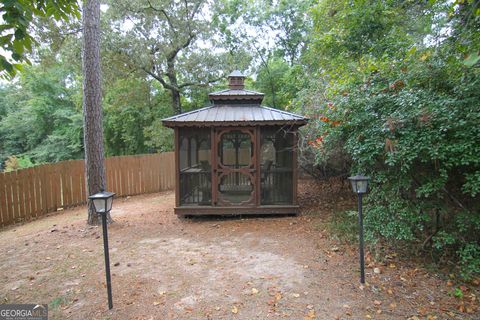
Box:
(298, 0, 480, 279)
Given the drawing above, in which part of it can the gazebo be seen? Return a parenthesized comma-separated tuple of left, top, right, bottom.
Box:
(162, 71, 308, 216)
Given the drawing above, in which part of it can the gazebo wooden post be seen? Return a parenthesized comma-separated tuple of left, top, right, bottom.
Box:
(255, 126, 261, 206)
(174, 127, 180, 208)
(211, 127, 217, 206)
(292, 127, 299, 206)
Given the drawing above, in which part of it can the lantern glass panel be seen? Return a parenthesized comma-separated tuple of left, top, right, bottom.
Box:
(350, 180, 358, 193)
(356, 180, 368, 193)
(93, 198, 106, 213)
(106, 197, 113, 212)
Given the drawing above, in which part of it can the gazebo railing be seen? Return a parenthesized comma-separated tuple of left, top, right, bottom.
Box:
(260, 168, 293, 205)
(179, 169, 211, 205)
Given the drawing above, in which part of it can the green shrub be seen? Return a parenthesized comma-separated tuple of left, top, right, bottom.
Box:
(4, 155, 34, 172)
(327, 210, 358, 243)
(458, 243, 480, 281)
(299, 0, 480, 279)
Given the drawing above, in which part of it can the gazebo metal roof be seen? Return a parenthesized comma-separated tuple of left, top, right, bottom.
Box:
(162, 70, 308, 128)
(208, 88, 264, 102)
(162, 104, 307, 127)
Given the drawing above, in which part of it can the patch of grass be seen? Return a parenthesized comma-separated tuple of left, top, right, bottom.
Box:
(326, 210, 358, 243)
(49, 296, 67, 310)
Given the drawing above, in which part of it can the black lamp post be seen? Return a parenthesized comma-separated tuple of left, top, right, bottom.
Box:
(348, 175, 370, 284)
(88, 190, 115, 310)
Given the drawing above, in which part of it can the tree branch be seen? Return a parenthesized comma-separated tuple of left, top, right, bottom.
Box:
(142, 68, 177, 91)
(166, 31, 195, 61)
(146, 0, 176, 32)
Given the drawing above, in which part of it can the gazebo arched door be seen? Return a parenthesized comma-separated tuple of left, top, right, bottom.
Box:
(214, 128, 256, 206)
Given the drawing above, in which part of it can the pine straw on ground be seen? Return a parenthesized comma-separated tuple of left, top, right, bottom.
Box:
(0, 179, 478, 319)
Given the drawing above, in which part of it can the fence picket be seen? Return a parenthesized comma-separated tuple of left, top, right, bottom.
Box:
(0, 173, 6, 226)
(32, 166, 42, 217)
(3, 173, 13, 225)
(23, 168, 32, 219)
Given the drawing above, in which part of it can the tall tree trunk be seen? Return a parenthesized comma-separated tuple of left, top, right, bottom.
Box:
(82, 0, 111, 225)
(170, 88, 182, 114)
(166, 59, 182, 114)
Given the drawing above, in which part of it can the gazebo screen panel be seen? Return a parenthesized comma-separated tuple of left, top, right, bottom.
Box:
(260, 126, 294, 205)
(178, 128, 212, 205)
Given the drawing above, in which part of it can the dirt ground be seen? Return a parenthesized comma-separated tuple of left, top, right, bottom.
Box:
(0, 179, 478, 320)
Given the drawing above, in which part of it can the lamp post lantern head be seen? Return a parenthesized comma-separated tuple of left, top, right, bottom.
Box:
(88, 190, 115, 214)
(348, 175, 370, 194)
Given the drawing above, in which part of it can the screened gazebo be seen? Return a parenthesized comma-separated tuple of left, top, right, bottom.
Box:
(162, 71, 308, 216)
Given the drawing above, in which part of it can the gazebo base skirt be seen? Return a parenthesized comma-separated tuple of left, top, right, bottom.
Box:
(174, 205, 300, 217)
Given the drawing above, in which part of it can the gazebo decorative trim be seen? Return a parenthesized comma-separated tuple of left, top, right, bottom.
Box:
(162, 70, 308, 216)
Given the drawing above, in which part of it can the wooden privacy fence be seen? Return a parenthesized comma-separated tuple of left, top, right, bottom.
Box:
(0, 152, 175, 227)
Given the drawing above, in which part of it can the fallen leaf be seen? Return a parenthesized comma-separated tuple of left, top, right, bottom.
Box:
(387, 288, 393, 294)
(418, 307, 428, 315)
(468, 293, 476, 302)
(304, 309, 315, 320)
(153, 301, 160, 306)
(275, 292, 282, 301)
(231, 306, 238, 314)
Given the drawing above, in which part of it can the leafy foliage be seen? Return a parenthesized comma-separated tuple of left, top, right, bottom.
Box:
(0, 0, 80, 78)
(298, 0, 480, 279)
(104, 0, 247, 114)
(0, 59, 176, 168)
(4, 155, 34, 171)
(0, 63, 83, 166)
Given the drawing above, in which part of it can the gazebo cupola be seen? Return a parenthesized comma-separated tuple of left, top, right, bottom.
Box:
(208, 71, 264, 105)
(162, 70, 308, 217)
